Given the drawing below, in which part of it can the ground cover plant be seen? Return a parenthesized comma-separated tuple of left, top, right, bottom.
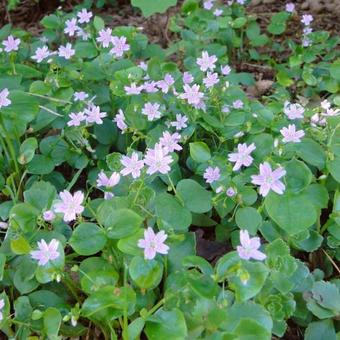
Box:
(0, 0, 340, 339)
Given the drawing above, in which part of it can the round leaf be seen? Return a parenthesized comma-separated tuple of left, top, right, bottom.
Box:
(70, 223, 107, 256)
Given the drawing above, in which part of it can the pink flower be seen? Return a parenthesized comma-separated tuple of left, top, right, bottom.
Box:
(0, 88, 11, 109)
(142, 102, 162, 121)
(144, 143, 173, 175)
(251, 162, 286, 197)
(73, 91, 89, 102)
(114, 109, 127, 131)
(85, 105, 107, 124)
(157, 74, 175, 94)
(138, 228, 169, 260)
(237, 230, 266, 261)
(120, 152, 144, 179)
(228, 143, 256, 171)
(30, 239, 60, 266)
(183, 72, 194, 84)
(58, 43, 75, 60)
(97, 28, 112, 48)
(43, 210, 55, 222)
(110, 36, 130, 58)
(284, 101, 305, 120)
(203, 72, 219, 88)
(2, 35, 20, 53)
(143, 81, 159, 93)
(301, 14, 313, 26)
(54, 190, 84, 222)
(97, 171, 120, 188)
(104, 192, 114, 200)
(159, 131, 182, 153)
(233, 99, 244, 109)
(76, 27, 90, 41)
(196, 51, 217, 72)
(64, 18, 78, 36)
(77, 9, 92, 24)
(31, 46, 50, 63)
(203, 166, 220, 184)
(213, 9, 223, 16)
(280, 124, 305, 143)
(179, 84, 204, 105)
(170, 114, 188, 130)
(0, 298, 4, 321)
(203, 0, 214, 10)
(67, 111, 86, 127)
(124, 82, 143, 95)
(221, 65, 231, 75)
(285, 3, 295, 13)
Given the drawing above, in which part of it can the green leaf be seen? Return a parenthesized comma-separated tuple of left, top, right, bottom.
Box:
(189, 142, 211, 163)
(10, 203, 39, 232)
(131, 0, 177, 17)
(327, 156, 340, 183)
(127, 317, 145, 340)
(230, 261, 269, 302)
(98, 207, 143, 239)
(267, 12, 289, 35)
(129, 256, 163, 289)
(14, 296, 33, 322)
(11, 236, 32, 255)
(145, 308, 187, 340)
(43, 307, 62, 338)
(296, 138, 326, 169)
(24, 181, 56, 211)
(79, 257, 119, 294)
(221, 301, 273, 335)
(330, 59, 340, 81)
(27, 155, 55, 175)
(235, 207, 262, 235)
(93, 16, 105, 31)
(0, 253, 5, 280)
(18, 137, 38, 165)
(284, 159, 312, 193)
(155, 193, 192, 232)
(70, 223, 107, 256)
(265, 191, 317, 235)
(305, 319, 336, 340)
(82, 286, 136, 321)
(176, 179, 212, 213)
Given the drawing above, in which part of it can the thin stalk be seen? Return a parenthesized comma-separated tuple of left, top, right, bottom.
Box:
(26, 92, 72, 104)
(39, 105, 63, 117)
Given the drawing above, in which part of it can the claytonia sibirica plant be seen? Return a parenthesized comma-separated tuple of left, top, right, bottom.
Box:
(0, 1, 340, 339)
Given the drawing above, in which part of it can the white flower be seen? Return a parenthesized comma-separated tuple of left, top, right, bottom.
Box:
(30, 239, 60, 266)
(64, 18, 78, 37)
(97, 171, 120, 188)
(138, 228, 169, 260)
(280, 124, 305, 143)
(284, 101, 305, 120)
(77, 8, 92, 24)
(31, 46, 50, 63)
(228, 143, 256, 171)
(144, 143, 173, 175)
(120, 152, 144, 179)
(54, 190, 84, 222)
(0, 88, 11, 109)
(58, 43, 75, 60)
(159, 131, 182, 153)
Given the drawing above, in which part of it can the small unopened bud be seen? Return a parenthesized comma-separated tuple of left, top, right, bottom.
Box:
(0, 222, 8, 229)
(43, 210, 55, 222)
(226, 187, 236, 197)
